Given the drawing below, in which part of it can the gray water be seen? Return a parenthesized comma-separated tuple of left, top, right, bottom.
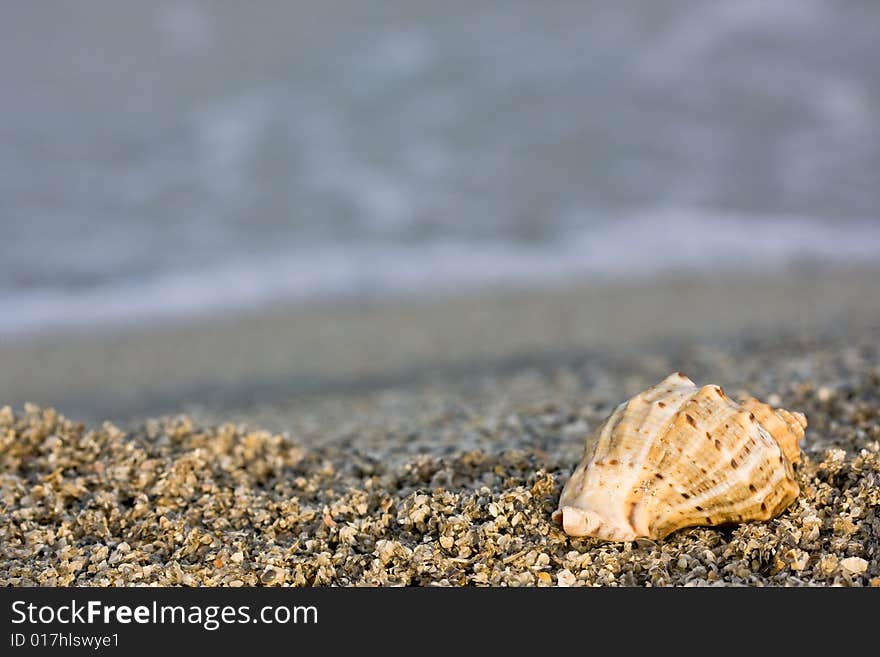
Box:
(3, 1, 880, 336)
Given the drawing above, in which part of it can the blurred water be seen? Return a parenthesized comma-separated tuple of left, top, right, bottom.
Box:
(2, 1, 880, 336)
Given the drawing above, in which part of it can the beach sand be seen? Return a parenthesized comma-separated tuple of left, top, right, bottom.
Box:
(1, 265, 879, 586)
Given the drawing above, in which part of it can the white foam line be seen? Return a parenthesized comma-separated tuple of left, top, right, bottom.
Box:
(2, 210, 879, 338)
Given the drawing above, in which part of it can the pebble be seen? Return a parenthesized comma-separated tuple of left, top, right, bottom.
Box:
(556, 569, 577, 587)
(840, 557, 868, 575)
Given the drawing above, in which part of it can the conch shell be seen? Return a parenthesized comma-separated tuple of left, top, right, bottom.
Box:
(555, 373, 806, 541)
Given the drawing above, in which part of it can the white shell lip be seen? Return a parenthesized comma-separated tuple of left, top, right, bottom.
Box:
(557, 506, 637, 542)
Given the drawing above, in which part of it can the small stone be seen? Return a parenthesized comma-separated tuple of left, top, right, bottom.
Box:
(840, 557, 868, 575)
(231, 551, 244, 564)
(818, 555, 838, 575)
(786, 549, 809, 571)
(833, 517, 858, 537)
(439, 536, 454, 550)
(827, 448, 847, 463)
(375, 539, 397, 564)
(556, 569, 577, 587)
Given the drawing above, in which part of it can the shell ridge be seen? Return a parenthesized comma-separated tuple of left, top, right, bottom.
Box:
(563, 384, 697, 538)
(650, 411, 799, 535)
(741, 398, 805, 464)
(627, 383, 711, 536)
(641, 387, 747, 537)
(668, 410, 773, 524)
(683, 430, 782, 525)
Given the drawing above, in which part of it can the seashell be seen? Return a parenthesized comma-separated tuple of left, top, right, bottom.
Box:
(554, 372, 806, 541)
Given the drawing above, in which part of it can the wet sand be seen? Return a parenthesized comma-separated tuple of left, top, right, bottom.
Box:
(2, 264, 880, 423)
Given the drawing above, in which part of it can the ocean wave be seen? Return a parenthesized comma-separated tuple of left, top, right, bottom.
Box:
(3, 210, 878, 338)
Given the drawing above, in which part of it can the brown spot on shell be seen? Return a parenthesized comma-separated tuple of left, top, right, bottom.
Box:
(608, 459, 619, 465)
(760, 503, 767, 511)
(681, 492, 690, 500)
(655, 473, 664, 480)
(714, 439, 722, 450)
(705, 431, 712, 439)
(627, 502, 638, 529)
(715, 386, 724, 397)
(658, 401, 666, 408)
(749, 412, 756, 422)
(749, 484, 757, 493)
(730, 458, 738, 468)
(695, 505, 703, 511)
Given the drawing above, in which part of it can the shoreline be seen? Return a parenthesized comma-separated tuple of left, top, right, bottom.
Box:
(2, 263, 880, 423)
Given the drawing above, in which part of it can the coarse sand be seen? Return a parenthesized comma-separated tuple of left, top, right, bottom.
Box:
(2, 328, 878, 586)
